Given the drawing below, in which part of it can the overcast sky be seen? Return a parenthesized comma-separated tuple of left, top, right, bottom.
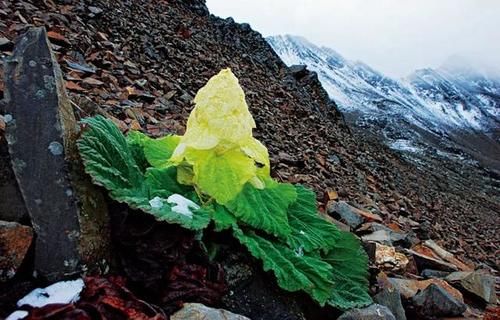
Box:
(206, 0, 500, 78)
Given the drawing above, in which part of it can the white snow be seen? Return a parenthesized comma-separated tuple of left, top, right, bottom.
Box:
(6, 311, 28, 320)
(149, 196, 164, 208)
(167, 194, 200, 218)
(267, 35, 498, 134)
(17, 279, 84, 308)
(389, 139, 422, 153)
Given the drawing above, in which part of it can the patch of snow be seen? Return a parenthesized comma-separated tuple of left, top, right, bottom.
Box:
(17, 279, 84, 308)
(6, 311, 28, 320)
(149, 196, 164, 209)
(389, 139, 423, 153)
(167, 194, 200, 218)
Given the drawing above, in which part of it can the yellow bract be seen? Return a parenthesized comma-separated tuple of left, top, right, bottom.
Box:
(170, 68, 270, 204)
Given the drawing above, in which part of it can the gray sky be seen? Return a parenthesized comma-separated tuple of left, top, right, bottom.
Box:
(206, 0, 500, 78)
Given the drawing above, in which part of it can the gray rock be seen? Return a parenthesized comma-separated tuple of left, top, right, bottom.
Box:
(327, 201, 364, 229)
(88, 6, 103, 15)
(289, 65, 308, 79)
(374, 287, 406, 320)
(4, 27, 110, 280)
(180, 92, 193, 104)
(412, 283, 467, 317)
(337, 304, 396, 320)
(359, 223, 412, 247)
(446, 271, 497, 304)
(421, 269, 450, 279)
(171, 303, 251, 320)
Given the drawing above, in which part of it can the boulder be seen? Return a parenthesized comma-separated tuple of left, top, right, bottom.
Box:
(171, 303, 251, 320)
(3, 27, 110, 281)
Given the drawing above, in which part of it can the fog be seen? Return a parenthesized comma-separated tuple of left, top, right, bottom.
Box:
(206, 0, 500, 78)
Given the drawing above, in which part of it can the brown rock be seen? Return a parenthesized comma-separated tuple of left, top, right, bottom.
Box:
(82, 77, 104, 87)
(65, 81, 86, 92)
(375, 244, 409, 272)
(0, 221, 33, 281)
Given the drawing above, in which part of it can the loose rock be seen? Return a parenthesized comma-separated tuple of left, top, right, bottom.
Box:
(388, 278, 464, 302)
(171, 303, 251, 320)
(337, 304, 396, 320)
(446, 271, 497, 304)
(412, 283, 467, 317)
(0, 221, 33, 281)
(374, 243, 409, 271)
(328, 201, 365, 229)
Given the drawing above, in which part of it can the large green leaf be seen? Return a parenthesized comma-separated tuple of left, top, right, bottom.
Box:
(144, 135, 180, 168)
(189, 148, 256, 204)
(126, 131, 150, 172)
(210, 204, 237, 232)
(78, 116, 143, 192)
(287, 185, 340, 252)
(232, 226, 335, 306)
(126, 130, 180, 168)
(77, 116, 209, 230)
(145, 167, 192, 198)
(323, 231, 372, 310)
(226, 180, 296, 239)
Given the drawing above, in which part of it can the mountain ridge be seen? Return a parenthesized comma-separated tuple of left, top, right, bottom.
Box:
(267, 34, 500, 171)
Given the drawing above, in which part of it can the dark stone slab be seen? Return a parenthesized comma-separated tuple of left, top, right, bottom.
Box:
(3, 27, 110, 281)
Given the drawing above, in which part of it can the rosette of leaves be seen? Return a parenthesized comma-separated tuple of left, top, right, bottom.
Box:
(77, 69, 371, 310)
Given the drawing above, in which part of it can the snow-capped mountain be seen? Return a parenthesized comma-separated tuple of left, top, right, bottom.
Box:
(267, 35, 500, 169)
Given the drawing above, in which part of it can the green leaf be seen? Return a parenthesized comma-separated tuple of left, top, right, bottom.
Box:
(287, 185, 340, 252)
(323, 231, 372, 310)
(77, 116, 209, 230)
(232, 226, 335, 305)
(210, 204, 237, 232)
(126, 131, 150, 172)
(226, 181, 296, 239)
(189, 148, 256, 204)
(144, 135, 180, 168)
(126, 130, 180, 168)
(145, 167, 192, 198)
(78, 116, 143, 192)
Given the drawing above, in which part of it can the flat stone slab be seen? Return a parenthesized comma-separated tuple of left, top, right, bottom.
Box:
(3, 27, 110, 280)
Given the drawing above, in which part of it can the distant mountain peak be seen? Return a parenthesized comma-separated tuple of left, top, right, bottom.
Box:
(267, 34, 500, 133)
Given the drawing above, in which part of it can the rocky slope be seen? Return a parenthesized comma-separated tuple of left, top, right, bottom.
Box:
(0, 0, 498, 271)
(267, 35, 500, 172)
(0, 0, 499, 318)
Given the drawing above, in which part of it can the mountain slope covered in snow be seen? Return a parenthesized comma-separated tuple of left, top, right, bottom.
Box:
(267, 35, 500, 170)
